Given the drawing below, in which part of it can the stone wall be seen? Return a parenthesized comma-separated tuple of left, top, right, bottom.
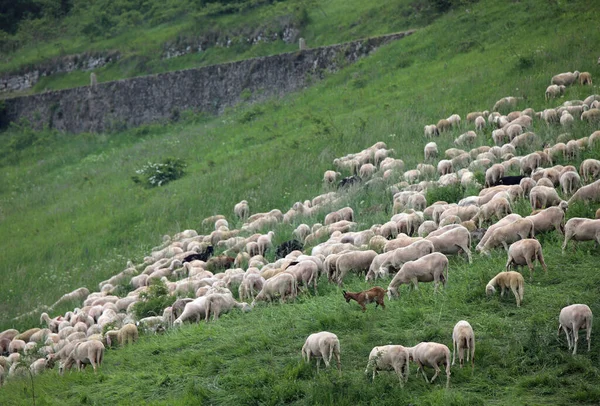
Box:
(2, 31, 414, 134)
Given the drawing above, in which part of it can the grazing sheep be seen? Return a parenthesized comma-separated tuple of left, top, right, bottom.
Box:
(204, 293, 252, 322)
(437, 119, 452, 133)
(365, 345, 410, 385)
(581, 108, 600, 122)
(492, 128, 507, 146)
(560, 171, 581, 196)
(387, 252, 448, 299)
(486, 271, 525, 307)
(424, 142, 438, 161)
(379, 239, 435, 276)
(452, 320, 475, 368)
(407, 342, 451, 387)
(580, 159, 600, 183)
(552, 71, 580, 86)
(562, 218, 600, 251)
(568, 179, 600, 205)
(579, 72, 592, 85)
(108, 323, 138, 347)
(545, 84, 566, 100)
(486, 164, 505, 187)
(323, 170, 341, 187)
(475, 116, 486, 131)
(493, 97, 520, 112)
(173, 296, 209, 326)
(335, 250, 378, 286)
(530, 185, 563, 210)
(238, 273, 265, 302)
(478, 218, 534, 255)
(286, 261, 319, 294)
(454, 131, 477, 146)
(506, 239, 547, 279)
(342, 287, 386, 312)
(475, 196, 512, 227)
(60, 340, 105, 374)
(301, 332, 341, 373)
(526, 203, 568, 235)
(426, 226, 472, 263)
(234, 200, 250, 221)
(424, 124, 440, 138)
(252, 272, 297, 305)
(560, 111, 574, 127)
(558, 304, 593, 355)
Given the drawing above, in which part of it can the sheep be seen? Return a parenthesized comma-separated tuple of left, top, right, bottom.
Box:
(108, 323, 138, 347)
(379, 239, 435, 277)
(407, 342, 451, 387)
(252, 272, 297, 305)
(478, 218, 534, 255)
(485, 164, 505, 187)
(365, 345, 410, 385)
(526, 203, 568, 235)
(286, 261, 319, 294)
(454, 131, 477, 146)
(562, 218, 600, 251)
(436, 119, 452, 133)
(506, 239, 547, 280)
(558, 304, 593, 355)
(359, 163, 376, 179)
(474, 116, 486, 131)
(204, 293, 252, 322)
(560, 171, 581, 196)
(493, 97, 520, 112)
(552, 71, 580, 86)
(582, 108, 600, 122)
(447, 114, 461, 128)
(238, 273, 265, 302)
(426, 226, 472, 263)
(173, 297, 208, 326)
(387, 252, 448, 299)
(424, 124, 439, 138)
(60, 340, 105, 374)
(424, 142, 438, 161)
(589, 131, 600, 149)
(486, 271, 524, 307)
(580, 159, 600, 183)
(545, 84, 566, 100)
(8, 339, 26, 353)
(342, 287, 386, 312)
(234, 200, 250, 221)
(475, 197, 512, 227)
(579, 72, 592, 85)
(301, 332, 341, 373)
(530, 185, 562, 210)
(14, 328, 40, 343)
(560, 110, 574, 127)
(568, 179, 600, 206)
(335, 250, 377, 286)
(452, 320, 475, 368)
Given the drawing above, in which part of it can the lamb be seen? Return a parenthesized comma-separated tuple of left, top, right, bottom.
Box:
(437, 160, 454, 176)
(426, 226, 472, 263)
(335, 250, 378, 286)
(506, 239, 547, 280)
(552, 71, 580, 86)
(407, 342, 451, 387)
(437, 119, 452, 133)
(560, 171, 581, 196)
(580, 159, 600, 183)
(234, 200, 250, 221)
(477, 218, 534, 255)
(256, 231, 275, 256)
(342, 287, 386, 312)
(301, 332, 341, 373)
(579, 72, 592, 85)
(251, 272, 297, 305)
(238, 273, 265, 301)
(545, 84, 566, 100)
(447, 114, 461, 128)
(424, 142, 438, 161)
(424, 124, 439, 138)
(59, 340, 104, 374)
(205, 292, 252, 321)
(475, 116, 486, 131)
(562, 218, 600, 251)
(365, 345, 410, 385)
(107, 323, 138, 347)
(387, 252, 448, 299)
(323, 170, 341, 188)
(486, 271, 525, 307)
(526, 203, 568, 235)
(530, 185, 563, 210)
(452, 320, 475, 368)
(558, 304, 592, 355)
(568, 179, 600, 205)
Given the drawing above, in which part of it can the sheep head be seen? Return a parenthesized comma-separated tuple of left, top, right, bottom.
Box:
(485, 284, 496, 296)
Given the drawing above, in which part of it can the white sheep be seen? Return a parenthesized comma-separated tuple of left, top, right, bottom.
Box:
(234, 200, 250, 221)
(568, 179, 600, 205)
(424, 124, 439, 138)
(526, 203, 567, 235)
(580, 159, 600, 183)
(560, 171, 581, 196)
(545, 84, 566, 100)
(426, 226, 472, 263)
(454, 131, 477, 146)
(475, 116, 486, 131)
(475, 196, 512, 227)
(252, 272, 297, 305)
(387, 252, 448, 299)
(505, 239, 547, 279)
(407, 342, 451, 387)
(530, 185, 563, 210)
(485, 164, 505, 187)
(204, 292, 252, 322)
(560, 111, 574, 127)
(335, 250, 377, 286)
(486, 271, 524, 307)
(558, 304, 592, 355)
(477, 218, 534, 255)
(551, 71, 580, 86)
(452, 320, 475, 369)
(365, 345, 410, 385)
(424, 142, 438, 161)
(301, 332, 341, 373)
(60, 340, 105, 374)
(379, 240, 435, 277)
(447, 114, 461, 128)
(562, 218, 600, 251)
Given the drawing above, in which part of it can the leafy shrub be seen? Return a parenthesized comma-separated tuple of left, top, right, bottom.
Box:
(132, 157, 187, 187)
(132, 279, 175, 320)
(425, 183, 465, 204)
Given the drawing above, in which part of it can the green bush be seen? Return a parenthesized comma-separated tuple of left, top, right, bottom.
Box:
(132, 157, 187, 187)
(425, 183, 465, 204)
(132, 279, 175, 320)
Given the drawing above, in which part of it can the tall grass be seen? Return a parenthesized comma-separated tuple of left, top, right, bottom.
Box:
(0, 0, 600, 403)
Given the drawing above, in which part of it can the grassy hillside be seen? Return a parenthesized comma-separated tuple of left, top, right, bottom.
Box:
(1, 0, 600, 404)
(1, 0, 442, 96)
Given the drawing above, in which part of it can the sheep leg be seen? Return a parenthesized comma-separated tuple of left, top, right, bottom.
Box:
(452, 339, 457, 366)
(459, 345, 464, 368)
(525, 256, 534, 280)
(505, 257, 513, 272)
(510, 283, 521, 307)
(537, 251, 548, 273)
(316, 357, 321, 373)
(572, 322, 579, 355)
(430, 364, 440, 383)
(587, 318, 592, 352)
(393, 365, 404, 388)
(562, 233, 572, 252)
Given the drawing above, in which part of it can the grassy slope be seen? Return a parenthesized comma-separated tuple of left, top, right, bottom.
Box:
(1, 0, 600, 404)
(1, 0, 431, 95)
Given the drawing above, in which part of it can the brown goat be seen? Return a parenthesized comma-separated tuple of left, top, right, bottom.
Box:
(342, 287, 386, 312)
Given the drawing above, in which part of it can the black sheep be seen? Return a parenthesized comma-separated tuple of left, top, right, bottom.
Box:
(182, 245, 214, 263)
(497, 175, 525, 186)
(275, 240, 304, 259)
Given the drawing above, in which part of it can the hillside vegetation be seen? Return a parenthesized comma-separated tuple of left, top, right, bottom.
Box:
(1, 0, 600, 404)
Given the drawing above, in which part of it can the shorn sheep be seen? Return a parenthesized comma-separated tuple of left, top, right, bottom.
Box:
(558, 304, 592, 355)
(342, 287, 386, 312)
(387, 252, 449, 299)
(301, 332, 341, 373)
(505, 239, 548, 280)
(408, 342, 451, 387)
(486, 271, 525, 307)
(60, 340, 105, 374)
(562, 218, 600, 251)
(365, 345, 410, 385)
(452, 320, 475, 369)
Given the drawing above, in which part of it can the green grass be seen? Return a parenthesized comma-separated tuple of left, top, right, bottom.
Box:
(1, 0, 600, 403)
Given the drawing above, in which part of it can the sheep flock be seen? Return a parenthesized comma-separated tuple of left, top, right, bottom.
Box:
(1, 69, 599, 391)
